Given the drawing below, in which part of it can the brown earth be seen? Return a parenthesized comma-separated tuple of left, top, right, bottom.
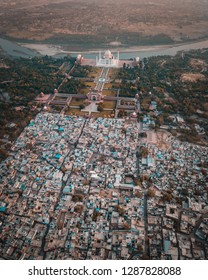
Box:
(156, 130, 173, 150)
(0, 0, 208, 48)
(181, 73, 206, 83)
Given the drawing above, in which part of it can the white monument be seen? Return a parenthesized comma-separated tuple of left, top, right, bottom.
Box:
(96, 50, 119, 68)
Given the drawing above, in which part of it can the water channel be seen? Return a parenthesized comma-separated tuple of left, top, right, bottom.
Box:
(1, 37, 208, 59)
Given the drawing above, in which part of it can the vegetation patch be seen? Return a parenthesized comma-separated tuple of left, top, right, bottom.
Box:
(91, 111, 114, 118)
(102, 89, 116, 97)
(65, 108, 86, 116)
(181, 73, 206, 83)
(103, 101, 116, 110)
(69, 98, 85, 107)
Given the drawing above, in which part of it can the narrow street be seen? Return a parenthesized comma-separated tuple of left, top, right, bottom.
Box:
(143, 192, 150, 258)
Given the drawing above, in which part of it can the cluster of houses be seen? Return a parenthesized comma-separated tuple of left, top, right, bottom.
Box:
(0, 112, 207, 260)
(137, 136, 208, 259)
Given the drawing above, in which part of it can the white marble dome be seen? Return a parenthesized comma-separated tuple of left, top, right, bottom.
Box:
(104, 50, 113, 59)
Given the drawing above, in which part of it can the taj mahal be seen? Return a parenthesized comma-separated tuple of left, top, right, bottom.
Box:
(77, 49, 139, 68)
(96, 50, 119, 68)
(38, 49, 141, 116)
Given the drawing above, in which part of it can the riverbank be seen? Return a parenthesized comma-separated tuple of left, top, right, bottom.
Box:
(0, 38, 40, 58)
(20, 39, 208, 59)
(1, 36, 208, 59)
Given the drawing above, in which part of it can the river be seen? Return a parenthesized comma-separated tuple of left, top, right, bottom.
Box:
(0, 38, 39, 58)
(1, 37, 208, 59)
(83, 40, 208, 59)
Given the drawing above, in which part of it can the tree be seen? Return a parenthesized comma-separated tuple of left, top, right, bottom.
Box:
(61, 167, 67, 173)
(74, 205, 84, 213)
(0, 149, 8, 158)
(161, 192, 172, 202)
(92, 210, 101, 222)
(72, 194, 84, 202)
(73, 167, 79, 174)
(118, 109, 127, 117)
(79, 104, 85, 110)
(114, 206, 125, 216)
(158, 115, 164, 126)
(137, 244, 143, 252)
(141, 147, 148, 157)
(83, 179, 89, 185)
(133, 177, 142, 186)
(147, 188, 156, 198)
(97, 104, 104, 112)
(123, 222, 131, 230)
(135, 191, 143, 198)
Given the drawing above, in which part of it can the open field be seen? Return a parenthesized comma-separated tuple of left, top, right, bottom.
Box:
(156, 130, 173, 150)
(181, 73, 206, 83)
(103, 101, 116, 109)
(83, 81, 96, 88)
(1, 1, 208, 49)
(91, 111, 114, 118)
(108, 68, 120, 79)
(50, 105, 64, 113)
(53, 96, 68, 101)
(104, 83, 113, 89)
(69, 98, 85, 107)
(65, 108, 86, 116)
(78, 88, 89, 94)
(102, 89, 116, 97)
(87, 67, 102, 78)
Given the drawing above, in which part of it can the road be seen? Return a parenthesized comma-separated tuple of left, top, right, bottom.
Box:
(143, 192, 150, 258)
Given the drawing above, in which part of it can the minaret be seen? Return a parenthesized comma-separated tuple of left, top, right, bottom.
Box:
(117, 51, 119, 67)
